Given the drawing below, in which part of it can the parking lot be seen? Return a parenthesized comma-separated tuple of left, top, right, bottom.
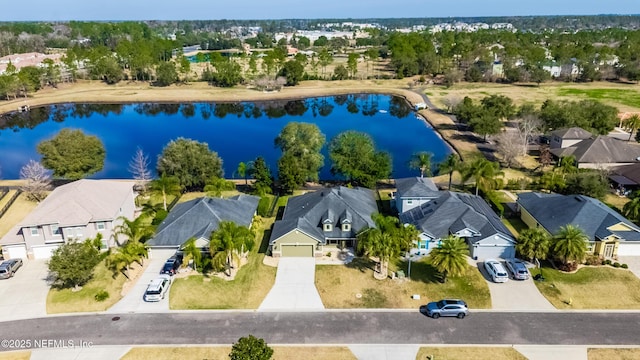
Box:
(473, 259, 556, 311)
(0, 260, 50, 321)
(107, 249, 178, 313)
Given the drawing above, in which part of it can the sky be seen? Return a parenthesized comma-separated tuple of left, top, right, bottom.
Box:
(1, 0, 639, 21)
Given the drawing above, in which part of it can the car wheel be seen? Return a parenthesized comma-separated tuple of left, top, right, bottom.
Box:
(457, 313, 465, 319)
(431, 313, 440, 319)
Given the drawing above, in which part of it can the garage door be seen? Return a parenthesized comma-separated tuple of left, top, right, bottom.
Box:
(2, 245, 27, 260)
(618, 243, 640, 256)
(32, 244, 61, 259)
(281, 244, 313, 257)
(473, 245, 515, 260)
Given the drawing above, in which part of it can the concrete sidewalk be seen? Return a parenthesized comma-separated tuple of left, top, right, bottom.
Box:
(28, 345, 131, 360)
(259, 257, 324, 311)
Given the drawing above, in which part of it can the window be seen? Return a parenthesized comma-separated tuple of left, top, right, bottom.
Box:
(407, 200, 413, 204)
(30, 227, 39, 236)
(96, 222, 106, 231)
(74, 227, 83, 238)
(324, 224, 332, 232)
(51, 225, 61, 236)
(342, 223, 351, 232)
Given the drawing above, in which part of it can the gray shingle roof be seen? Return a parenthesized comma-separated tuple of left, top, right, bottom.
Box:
(611, 164, 640, 185)
(269, 187, 377, 245)
(517, 192, 640, 242)
(550, 136, 640, 163)
(147, 194, 259, 247)
(395, 177, 440, 198)
(399, 191, 513, 244)
(550, 127, 592, 140)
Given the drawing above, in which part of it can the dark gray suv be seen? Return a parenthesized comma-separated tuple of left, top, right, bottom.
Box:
(425, 299, 468, 319)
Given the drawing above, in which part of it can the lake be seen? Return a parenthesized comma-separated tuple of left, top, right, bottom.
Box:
(0, 94, 452, 180)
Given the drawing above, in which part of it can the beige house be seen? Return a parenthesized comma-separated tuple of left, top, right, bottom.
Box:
(0, 180, 137, 260)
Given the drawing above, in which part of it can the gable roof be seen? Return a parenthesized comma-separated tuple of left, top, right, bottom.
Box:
(517, 192, 640, 241)
(269, 187, 377, 244)
(395, 177, 440, 199)
(399, 191, 514, 244)
(550, 135, 640, 164)
(550, 127, 592, 140)
(18, 179, 133, 227)
(147, 194, 259, 247)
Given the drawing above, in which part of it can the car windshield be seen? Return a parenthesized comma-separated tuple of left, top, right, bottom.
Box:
(0, 269, 6, 274)
(518, 269, 528, 274)
(498, 272, 508, 277)
(436, 300, 446, 308)
(146, 290, 161, 295)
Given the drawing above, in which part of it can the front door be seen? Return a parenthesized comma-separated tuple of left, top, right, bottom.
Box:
(604, 243, 615, 258)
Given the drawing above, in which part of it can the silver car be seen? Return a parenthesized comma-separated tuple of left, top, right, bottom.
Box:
(425, 299, 468, 319)
(506, 258, 530, 280)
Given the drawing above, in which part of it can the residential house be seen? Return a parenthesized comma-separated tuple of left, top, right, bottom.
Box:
(393, 177, 440, 214)
(400, 191, 516, 259)
(609, 163, 640, 191)
(0, 180, 136, 260)
(549, 127, 592, 149)
(517, 192, 640, 257)
(146, 195, 260, 249)
(550, 135, 640, 169)
(269, 187, 377, 257)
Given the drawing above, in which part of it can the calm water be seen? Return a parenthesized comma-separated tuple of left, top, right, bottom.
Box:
(0, 94, 452, 180)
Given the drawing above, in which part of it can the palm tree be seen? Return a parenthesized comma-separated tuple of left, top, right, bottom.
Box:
(558, 156, 578, 175)
(438, 154, 461, 190)
(461, 158, 504, 196)
(427, 235, 469, 282)
(140, 201, 163, 219)
(553, 225, 589, 265)
(357, 228, 401, 279)
(210, 221, 255, 277)
(124, 240, 148, 266)
(623, 196, 640, 222)
(623, 114, 640, 141)
(106, 248, 136, 279)
(237, 162, 248, 185)
(409, 151, 433, 178)
(516, 228, 551, 264)
(114, 216, 153, 245)
(182, 237, 202, 272)
(149, 174, 182, 211)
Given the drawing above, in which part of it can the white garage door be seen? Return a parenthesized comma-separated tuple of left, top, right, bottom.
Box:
(473, 245, 515, 260)
(618, 243, 640, 256)
(32, 244, 61, 259)
(2, 245, 27, 260)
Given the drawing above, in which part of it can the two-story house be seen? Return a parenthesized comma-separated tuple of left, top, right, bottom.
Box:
(393, 177, 441, 214)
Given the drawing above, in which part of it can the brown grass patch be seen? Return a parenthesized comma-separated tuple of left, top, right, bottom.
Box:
(417, 347, 527, 360)
(532, 266, 640, 309)
(603, 193, 630, 213)
(0, 192, 39, 238)
(0, 351, 30, 360)
(315, 257, 491, 309)
(588, 348, 640, 360)
(121, 346, 356, 360)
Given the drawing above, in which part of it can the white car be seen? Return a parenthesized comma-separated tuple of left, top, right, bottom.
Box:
(505, 258, 530, 280)
(143, 274, 172, 302)
(484, 259, 509, 283)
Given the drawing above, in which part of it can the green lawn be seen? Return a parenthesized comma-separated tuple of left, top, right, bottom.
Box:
(531, 266, 640, 309)
(47, 258, 130, 313)
(315, 257, 491, 309)
(503, 217, 528, 237)
(557, 88, 640, 109)
(169, 217, 277, 309)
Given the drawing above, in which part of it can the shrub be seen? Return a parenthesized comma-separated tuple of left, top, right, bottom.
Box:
(256, 196, 272, 217)
(622, 263, 629, 269)
(506, 178, 531, 190)
(604, 259, 612, 265)
(152, 209, 168, 225)
(557, 262, 578, 272)
(613, 262, 621, 268)
(94, 290, 109, 302)
(584, 255, 604, 266)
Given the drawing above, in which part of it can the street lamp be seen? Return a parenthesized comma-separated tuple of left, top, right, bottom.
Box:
(407, 253, 413, 279)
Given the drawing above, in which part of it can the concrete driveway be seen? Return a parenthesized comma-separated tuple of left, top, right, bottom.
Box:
(474, 259, 556, 311)
(618, 257, 640, 279)
(259, 257, 324, 311)
(107, 249, 177, 313)
(0, 260, 50, 321)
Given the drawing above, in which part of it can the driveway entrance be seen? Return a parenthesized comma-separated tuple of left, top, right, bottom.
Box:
(107, 249, 178, 313)
(0, 260, 50, 321)
(259, 257, 324, 311)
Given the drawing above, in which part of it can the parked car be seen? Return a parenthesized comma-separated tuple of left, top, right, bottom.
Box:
(425, 299, 468, 319)
(143, 274, 172, 302)
(505, 258, 530, 280)
(0, 259, 23, 279)
(484, 259, 509, 283)
(160, 254, 183, 276)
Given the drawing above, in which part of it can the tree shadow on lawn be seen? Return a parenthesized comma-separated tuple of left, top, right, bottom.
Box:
(396, 259, 444, 284)
(345, 257, 377, 274)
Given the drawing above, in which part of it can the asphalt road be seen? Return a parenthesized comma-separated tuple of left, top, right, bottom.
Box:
(1, 311, 639, 350)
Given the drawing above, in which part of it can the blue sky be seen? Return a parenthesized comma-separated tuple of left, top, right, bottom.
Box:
(1, 0, 639, 21)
